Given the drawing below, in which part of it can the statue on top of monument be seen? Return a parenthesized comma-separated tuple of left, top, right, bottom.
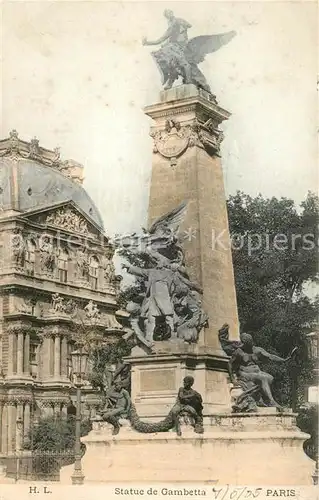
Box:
(142, 9, 236, 93)
(218, 324, 298, 412)
(116, 202, 208, 350)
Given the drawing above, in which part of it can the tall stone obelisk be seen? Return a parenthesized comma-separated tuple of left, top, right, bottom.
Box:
(126, 85, 240, 419)
(145, 84, 239, 348)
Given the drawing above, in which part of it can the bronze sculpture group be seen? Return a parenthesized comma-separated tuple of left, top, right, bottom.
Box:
(93, 374, 204, 437)
(116, 202, 208, 350)
(92, 325, 298, 436)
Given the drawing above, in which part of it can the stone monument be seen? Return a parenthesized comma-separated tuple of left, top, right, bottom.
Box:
(60, 10, 313, 485)
(118, 11, 240, 420)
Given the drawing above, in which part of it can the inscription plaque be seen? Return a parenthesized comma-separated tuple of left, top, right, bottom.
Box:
(140, 369, 176, 392)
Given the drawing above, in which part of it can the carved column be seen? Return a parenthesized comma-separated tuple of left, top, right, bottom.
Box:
(23, 332, 30, 375)
(7, 403, 16, 453)
(49, 336, 54, 376)
(61, 403, 68, 418)
(15, 403, 24, 451)
(41, 336, 51, 379)
(23, 403, 31, 447)
(61, 336, 68, 378)
(1, 404, 8, 454)
(7, 333, 14, 376)
(17, 332, 24, 375)
(54, 335, 61, 378)
(47, 403, 54, 417)
(53, 402, 61, 417)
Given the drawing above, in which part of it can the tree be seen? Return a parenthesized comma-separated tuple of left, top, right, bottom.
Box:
(88, 337, 134, 390)
(25, 415, 92, 452)
(24, 415, 92, 478)
(227, 191, 318, 408)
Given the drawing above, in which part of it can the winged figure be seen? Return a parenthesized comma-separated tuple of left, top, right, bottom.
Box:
(116, 201, 187, 264)
(116, 202, 208, 349)
(147, 201, 187, 262)
(142, 10, 236, 93)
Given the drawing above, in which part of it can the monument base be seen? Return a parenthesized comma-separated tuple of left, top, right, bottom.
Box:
(125, 342, 231, 417)
(60, 410, 313, 485)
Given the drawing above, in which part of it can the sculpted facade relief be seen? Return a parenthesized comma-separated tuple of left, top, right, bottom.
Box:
(150, 117, 225, 165)
(45, 208, 89, 235)
(11, 231, 25, 269)
(39, 236, 56, 274)
(102, 257, 116, 283)
(75, 247, 90, 282)
(84, 300, 100, 320)
(49, 293, 76, 315)
(6, 212, 112, 293)
(16, 297, 35, 315)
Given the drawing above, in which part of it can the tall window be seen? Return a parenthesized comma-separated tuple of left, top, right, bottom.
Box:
(29, 343, 39, 378)
(58, 249, 69, 283)
(89, 256, 99, 290)
(25, 240, 36, 275)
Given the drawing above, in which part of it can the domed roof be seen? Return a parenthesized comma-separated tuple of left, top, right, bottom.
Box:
(0, 132, 104, 229)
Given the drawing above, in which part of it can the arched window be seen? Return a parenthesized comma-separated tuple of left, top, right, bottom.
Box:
(89, 256, 99, 290)
(25, 240, 36, 275)
(58, 248, 69, 283)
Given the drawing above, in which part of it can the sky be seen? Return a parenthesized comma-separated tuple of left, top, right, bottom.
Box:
(0, 0, 317, 236)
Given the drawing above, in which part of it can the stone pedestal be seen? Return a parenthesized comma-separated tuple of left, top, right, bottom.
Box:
(60, 411, 313, 485)
(145, 84, 239, 346)
(126, 342, 231, 418)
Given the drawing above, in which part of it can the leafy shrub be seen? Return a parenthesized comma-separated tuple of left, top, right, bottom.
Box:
(25, 415, 92, 452)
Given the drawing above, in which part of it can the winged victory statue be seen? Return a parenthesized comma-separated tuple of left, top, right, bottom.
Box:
(142, 9, 236, 93)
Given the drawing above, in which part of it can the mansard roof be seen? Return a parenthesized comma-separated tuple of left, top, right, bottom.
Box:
(0, 130, 104, 229)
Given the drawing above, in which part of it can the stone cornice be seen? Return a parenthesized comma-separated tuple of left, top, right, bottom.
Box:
(0, 280, 118, 306)
(0, 216, 111, 249)
(144, 85, 230, 160)
(36, 397, 70, 407)
(145, 97, 230, 124)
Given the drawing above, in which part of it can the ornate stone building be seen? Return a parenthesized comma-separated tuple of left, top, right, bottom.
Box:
(0, 131, 124, 455)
